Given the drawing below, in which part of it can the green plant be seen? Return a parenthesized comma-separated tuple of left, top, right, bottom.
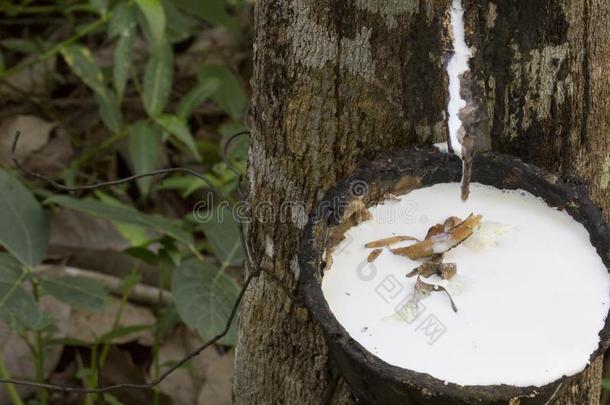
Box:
(0, 0, 251, 402)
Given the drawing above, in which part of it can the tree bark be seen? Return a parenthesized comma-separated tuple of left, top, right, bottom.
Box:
(234, 1, 610, 404)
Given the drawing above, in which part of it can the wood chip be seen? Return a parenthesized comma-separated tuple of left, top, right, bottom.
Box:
(391, 213, 482, 259)
(425, 223, 445, 240)
(407, 260, 440, 278)
(417, 277, 458, 312)
(443, 216, 462, 231)
(367, 249, 382, 263)
(406, 255, 453, 279)
(440, 263, 457, 280)
(365, 235, 418, 248)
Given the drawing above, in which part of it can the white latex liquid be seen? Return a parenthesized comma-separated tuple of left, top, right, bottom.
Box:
(447, 0, 471, 157)
(322, 183, 610, 387)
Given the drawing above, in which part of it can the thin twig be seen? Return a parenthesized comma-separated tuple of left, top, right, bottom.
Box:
(11, 131, 222, 198)
(222, 130, 250, 199)
(37, 265, 173, 306)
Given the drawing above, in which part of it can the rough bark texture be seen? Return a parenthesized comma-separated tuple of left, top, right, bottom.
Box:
(234, 1, 610, 404)
(465, 3, 610, 402)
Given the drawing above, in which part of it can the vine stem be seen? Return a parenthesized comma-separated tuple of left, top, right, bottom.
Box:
(0, 356, 24, 405)
(30, 281, 48, 405)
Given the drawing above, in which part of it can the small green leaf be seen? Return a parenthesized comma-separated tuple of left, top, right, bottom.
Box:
(129, 121, 161, 196)
(120, 271, 142, 296)
(124, 247, 159, 266)
(176, 77, 220, 119)
(0, 170, 49, 266)
(61, 44, 107, 97)
(154, 174, 219, 198)
(113, 25, 135, 100)
(199, 206, 244, 268)
(161, 0, 198, 43)
(198, 65, 246, 119)
(173, 0, 237, 30)
(98, 324, 151, 343)
(134, 0, 166, 49)
(95, 192, 150, 246)
(46, 195, 194, 246)
(39, 275, 107, 311)
(220, 122, 249, 161)
(0, 253, 44, 329)
(172, 258, 240, 345)
(108, 2, 137, 39)
(89, 0, 108, 15)
(143, 44, 174, 116)
(1, 38, 41, 54)
(62, 44, 122, 132)
(154, 114, 201, 160)
(95, 91, 123, 133)
(155, 305, 179, 339)
(46, 337, 91, 347)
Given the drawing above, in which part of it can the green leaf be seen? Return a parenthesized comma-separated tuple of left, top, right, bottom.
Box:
(98, 324, 151, 343)
(95, 192, 150, 246)
(173, 0, 237, 30)
(61, 44, 107, 97)
(172, 258, 240, 345)
(603, 379, 610, 391)
(46, 337, 91, 347)
(46, 195, 194, 246)
(219, 121, 248, 161)
(1, 38, 41, 54)
(108, 2, 137, 39)
(134, 0, 166, 49)
(113, 25, 136, 100)
(129, 121, 161, 196)
(124, 247, 159, 266)
(155, 174, 216, 198)
(39, 275, 107, 311)
(102, 393, 125, 405)
(176, 77, 220, 119)
(198, 65, 246, 119)
(120, 270, 141, 296)
(154, 114, 201, 160)
(143, 44, 174, 116)
(95, 91, 123, 133)
(199, 206, 244, 268)
(89, 0, 108, 15)
(0, 170, 49, 266)
(0, 253, 44, 329)
(61, 44, 122, 132)
(161, 0, 198, 43)
(155, 305, 179, 339)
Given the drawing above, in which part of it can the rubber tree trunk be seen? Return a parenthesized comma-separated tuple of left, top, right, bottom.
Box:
(234, 1, 610, 404)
